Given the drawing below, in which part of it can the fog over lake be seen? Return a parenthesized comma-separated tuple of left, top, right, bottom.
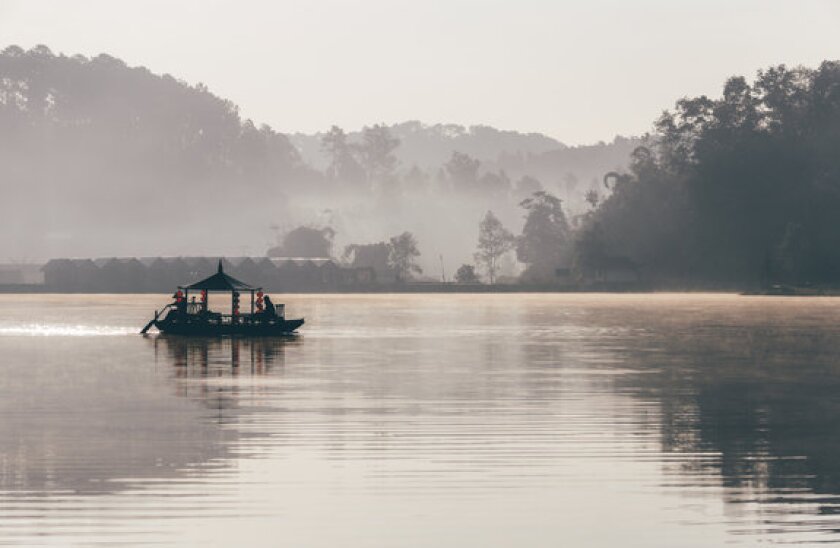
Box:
(3, 3, 840, 546)
(2, 294, 840, 546)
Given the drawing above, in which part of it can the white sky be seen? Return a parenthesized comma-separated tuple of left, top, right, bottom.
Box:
(1, 0, 839, 144)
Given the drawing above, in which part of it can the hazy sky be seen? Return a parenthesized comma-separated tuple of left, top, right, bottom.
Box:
(1, 0, 839, 144)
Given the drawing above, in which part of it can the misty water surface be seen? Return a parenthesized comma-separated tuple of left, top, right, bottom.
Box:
(1, 294, 840, 546)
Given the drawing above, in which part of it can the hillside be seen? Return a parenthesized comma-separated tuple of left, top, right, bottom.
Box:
(0, 45, 317, 258)
(0, 44, 639, 271)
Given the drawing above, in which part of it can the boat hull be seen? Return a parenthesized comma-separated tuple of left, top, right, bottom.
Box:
(155, 318, 304, 336)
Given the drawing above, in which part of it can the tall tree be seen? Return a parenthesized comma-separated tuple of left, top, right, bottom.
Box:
(321, 125, 364, 184)
(388, 232, 422, 282)
(357, 124, 400, 184)
(475, 210, 515, 284)
(517, 191, 570, 282)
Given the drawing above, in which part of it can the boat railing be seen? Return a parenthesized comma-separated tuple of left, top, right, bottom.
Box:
(181, 311, 284, 325)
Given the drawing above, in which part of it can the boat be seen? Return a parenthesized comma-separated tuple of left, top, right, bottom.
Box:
(140, 260, 304, 336)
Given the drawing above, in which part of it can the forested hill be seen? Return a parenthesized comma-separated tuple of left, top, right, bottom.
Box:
(0, 45, 317, 257)
(291, 122, 564, 170)
(0, 44, 637, 263)
(290, 122, 639, 190)
(582, 61, 840, 287)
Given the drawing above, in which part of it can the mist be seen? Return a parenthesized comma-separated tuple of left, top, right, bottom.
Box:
(0, 45, 634, 279)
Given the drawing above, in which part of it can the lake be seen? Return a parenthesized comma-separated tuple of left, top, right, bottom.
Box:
(1, 293, 840, 546)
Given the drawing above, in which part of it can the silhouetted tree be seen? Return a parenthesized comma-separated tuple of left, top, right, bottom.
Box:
(388, 232, 422, 282)
(454, 264, 480, 284)
(517, 191, 570, 282)
(475, 210, 515, 284)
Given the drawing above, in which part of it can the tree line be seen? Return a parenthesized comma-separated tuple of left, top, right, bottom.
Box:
(578, 62, 840, 287)
(5, 44, 837, 288)
(268, 188, 573, 285)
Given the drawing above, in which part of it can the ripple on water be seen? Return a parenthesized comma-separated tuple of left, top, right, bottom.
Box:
(0, 323, 136, 336)
(0, 294, 839, 547)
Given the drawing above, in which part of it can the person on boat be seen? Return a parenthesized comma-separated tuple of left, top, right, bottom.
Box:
(172, 291, 187, 315)
(263, 295, 277, 317)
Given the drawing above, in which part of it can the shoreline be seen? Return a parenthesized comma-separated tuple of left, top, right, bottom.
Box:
(4, 282, 840, 296)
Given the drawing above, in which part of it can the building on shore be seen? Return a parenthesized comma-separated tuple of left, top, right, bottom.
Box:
(41, 257, 376, 292)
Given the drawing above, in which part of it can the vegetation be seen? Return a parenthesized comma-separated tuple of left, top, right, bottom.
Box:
(475, 211, 515, 284)
(454, 264, 480, 284)
(388, 232, 422, 282)
(588, 62, 840, 286)
(7, 44, 840, 289)
(267, 227, 335, 258)
(516, 191, 570, 282)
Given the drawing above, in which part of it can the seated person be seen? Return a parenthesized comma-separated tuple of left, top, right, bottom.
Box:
(263, 295, 277, 318)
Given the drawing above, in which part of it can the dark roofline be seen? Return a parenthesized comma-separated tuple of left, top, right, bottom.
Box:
(181, 260, 258, 291)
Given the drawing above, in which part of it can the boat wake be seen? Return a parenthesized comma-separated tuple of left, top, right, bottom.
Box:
(0, 323, 136, 337)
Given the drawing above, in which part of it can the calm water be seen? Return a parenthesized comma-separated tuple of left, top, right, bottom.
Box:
(2, 294, 840, 546)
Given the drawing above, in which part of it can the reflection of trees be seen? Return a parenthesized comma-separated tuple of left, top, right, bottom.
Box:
(621, 316, 840, 518)
(0, 335, 293, 497)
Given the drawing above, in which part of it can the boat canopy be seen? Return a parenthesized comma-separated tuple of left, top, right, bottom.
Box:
(182, 260, 257, 291)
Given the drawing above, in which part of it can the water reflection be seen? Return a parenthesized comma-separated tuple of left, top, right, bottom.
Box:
(0, 335, 293, 500)
(153, 334, 294, 376)
(582, 299, 840, 538)
(2, 295, 840, 546)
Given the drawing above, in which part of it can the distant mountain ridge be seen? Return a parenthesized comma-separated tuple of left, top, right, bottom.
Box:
(0, 44, 642, 265)
(290, 121, 566, 171)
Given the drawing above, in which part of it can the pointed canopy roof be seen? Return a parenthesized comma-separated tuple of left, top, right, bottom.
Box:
(182, 260, 256, 291)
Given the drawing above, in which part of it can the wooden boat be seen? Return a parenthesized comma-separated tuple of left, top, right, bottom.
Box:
(141, 261, 304, 336)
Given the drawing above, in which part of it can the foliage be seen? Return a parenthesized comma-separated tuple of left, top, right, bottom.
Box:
(516, 191, 571, 282)
(321, 125, 364, 184)
(388, 231, 422, 282)
(267, 226, 335, 258)
(572, 221, 608, 278)
(591, 62, 840, 285)
(0, 45, 317, 255)
(584, 189, 600, 209)
(444, 151, 481, 192)
(454, 264, 480, 284)
(475, 210, 515, 284)
(357, 124, 400, 184)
